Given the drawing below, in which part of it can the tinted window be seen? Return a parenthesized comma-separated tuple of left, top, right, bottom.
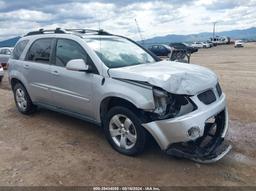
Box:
(152, 45, 158, 49)
(12, 40, 29, 60)
(6, 49, 11, 55)
(159, 46, 166, 50)
(2, 49, 11, 55)
(55, 39, 87, 67)
(170, 43, 186, 48)
(0, 49, 11, 55)
(27, 39, 52, 64)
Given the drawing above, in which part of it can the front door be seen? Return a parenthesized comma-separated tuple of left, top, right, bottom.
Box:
(49, 38, 96, 118)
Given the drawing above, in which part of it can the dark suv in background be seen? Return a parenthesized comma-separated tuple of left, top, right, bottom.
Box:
(169, 43, 198, 54)
(148, 44, 172, 57)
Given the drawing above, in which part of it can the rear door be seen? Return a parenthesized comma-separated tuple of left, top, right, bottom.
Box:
(23, 38, 54, 104)
(49, 38, 97, 118)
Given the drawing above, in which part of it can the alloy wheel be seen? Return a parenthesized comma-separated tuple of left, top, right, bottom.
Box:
(15, 88, 27, 111)
(109, 114, 137, 150)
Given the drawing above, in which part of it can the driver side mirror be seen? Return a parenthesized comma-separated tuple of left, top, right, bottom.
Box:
(66, 59, 89, 72)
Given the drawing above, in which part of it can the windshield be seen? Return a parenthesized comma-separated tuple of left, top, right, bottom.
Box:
(85, 36, 156, 68)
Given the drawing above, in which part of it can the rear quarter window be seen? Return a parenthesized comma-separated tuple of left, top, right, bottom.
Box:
(12, 40, 29, 60)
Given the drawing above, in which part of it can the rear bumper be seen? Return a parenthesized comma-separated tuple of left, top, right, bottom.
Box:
(143, 94, 228, 150)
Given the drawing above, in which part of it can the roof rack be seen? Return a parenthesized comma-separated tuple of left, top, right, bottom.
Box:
(25, 28, 111, 36)
(65, 29, 110, 35)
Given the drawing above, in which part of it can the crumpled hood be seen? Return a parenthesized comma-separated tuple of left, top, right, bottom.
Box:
(108, 61, 218, 95)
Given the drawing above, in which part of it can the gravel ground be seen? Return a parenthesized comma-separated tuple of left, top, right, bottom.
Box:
(0, 43, 255, 186)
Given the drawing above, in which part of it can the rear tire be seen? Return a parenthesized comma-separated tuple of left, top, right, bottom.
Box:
(103, 106, 147, 156)
(0, 76, 2, 82)
(13, 83, 36, 114)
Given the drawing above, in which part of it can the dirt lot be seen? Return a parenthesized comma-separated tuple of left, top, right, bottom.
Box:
(0, 44, 256, 186)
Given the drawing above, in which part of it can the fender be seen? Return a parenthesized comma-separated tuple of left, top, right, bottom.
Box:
(9, 69, 29, 91)
(93, 77, 155, 122)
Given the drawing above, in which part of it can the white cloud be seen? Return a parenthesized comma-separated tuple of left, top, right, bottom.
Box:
(0, 0, 255, 40)
(0, 9, 53, 21)
(0, 0, 6, 8)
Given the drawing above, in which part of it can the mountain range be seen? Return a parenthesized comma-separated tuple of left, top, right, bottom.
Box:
(0, 36, 21, 47)
(0, 27, 255, 47)
(141, 27, 256, 45)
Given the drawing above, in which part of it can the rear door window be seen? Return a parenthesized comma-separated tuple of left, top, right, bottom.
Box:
(26, 39, 53, 64)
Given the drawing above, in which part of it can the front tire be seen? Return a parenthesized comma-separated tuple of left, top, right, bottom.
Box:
(103, 106, 147, 156)
(13, 83, 36, 114)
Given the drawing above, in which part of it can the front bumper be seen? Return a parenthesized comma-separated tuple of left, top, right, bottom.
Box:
(166, 109, 232, 163)
(142, 94, 228, 150)
(143, 93, 231, 162)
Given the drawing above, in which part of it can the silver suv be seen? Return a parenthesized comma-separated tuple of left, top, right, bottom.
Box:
(8, 28, 231, 163)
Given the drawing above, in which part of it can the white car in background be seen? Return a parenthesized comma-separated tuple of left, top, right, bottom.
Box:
(0, 64, 4, 82)
(234, 40, 244, 48)
(191, 42, 210, 48)
(0, 47, 13, 69)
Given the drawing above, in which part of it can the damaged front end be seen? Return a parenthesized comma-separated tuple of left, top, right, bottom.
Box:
(166, 110, 232, 163)
(142, 84, 231, 163)
(110, 62, 231, 163)
(148, 87, 197, 121)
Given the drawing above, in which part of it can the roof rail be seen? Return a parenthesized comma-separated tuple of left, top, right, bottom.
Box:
(25, 28, 66, 36)
(65, 29, 110, 35)
(25, 28, 111, 36)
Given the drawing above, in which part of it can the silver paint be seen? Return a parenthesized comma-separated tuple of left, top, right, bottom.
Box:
(8, 33, 229, 159)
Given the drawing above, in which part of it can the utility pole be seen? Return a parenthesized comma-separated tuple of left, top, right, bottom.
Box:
(213, 22, 217, 40)
(135, 19, 144, 45)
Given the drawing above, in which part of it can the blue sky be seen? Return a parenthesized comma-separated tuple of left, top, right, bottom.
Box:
(0, 0, 255, 40)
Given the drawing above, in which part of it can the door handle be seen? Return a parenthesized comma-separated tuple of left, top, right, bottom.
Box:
(24, 64, 29, 69)
(52, 70, 59, 76)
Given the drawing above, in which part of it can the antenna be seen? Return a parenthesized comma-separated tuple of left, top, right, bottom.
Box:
(98, 19, 101, 30)
(135, 19, 144, 45)
(213, 21, 218, 39)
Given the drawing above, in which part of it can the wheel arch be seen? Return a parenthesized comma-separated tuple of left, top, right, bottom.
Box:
(100, 96, 159, 152)
(9, 69, 29, 91)
(10, 77, 26, 91)
(100, 96, 140, 122)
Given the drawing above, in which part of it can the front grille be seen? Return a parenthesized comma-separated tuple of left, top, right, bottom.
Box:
(198, 89, 216, 105)
(216, 83, 222, 97)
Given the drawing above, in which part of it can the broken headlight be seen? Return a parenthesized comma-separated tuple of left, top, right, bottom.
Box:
(153, 87, 169, 116)
(152, 87, 196, 120)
